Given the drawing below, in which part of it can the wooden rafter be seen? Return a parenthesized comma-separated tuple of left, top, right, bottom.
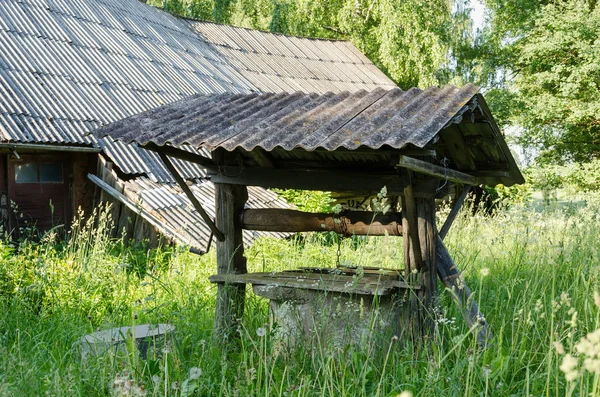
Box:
(397, 155, 479, 186)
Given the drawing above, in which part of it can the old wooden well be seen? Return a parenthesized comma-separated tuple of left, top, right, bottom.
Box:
(95, 84, 524, 348)
(211, 266, 411, 348)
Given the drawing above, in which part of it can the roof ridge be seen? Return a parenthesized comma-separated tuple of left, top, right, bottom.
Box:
(179, 17, 351, 43)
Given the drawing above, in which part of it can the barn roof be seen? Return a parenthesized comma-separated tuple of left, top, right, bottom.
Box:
(0, 0, 395, 182)
(95, 86, 524, 187)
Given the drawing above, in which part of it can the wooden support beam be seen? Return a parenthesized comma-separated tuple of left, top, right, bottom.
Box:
(434, 186, 493, 347)
(240, 208, 403, 236)
(209, 167, 406, 193)
(144, 142, 217, 171)
(401, 174, 437, 338)
(213, 176, 249, 344)
(248, 149, 275, 168)
(436, 236, 492, 347)
(156, 150, 225, 242)
(396, 155, 480, 186)
(401, 174, 423, 270)
(439, 185, 471, 240)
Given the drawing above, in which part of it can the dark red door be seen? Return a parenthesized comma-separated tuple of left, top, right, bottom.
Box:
(8, 155, 71, 234)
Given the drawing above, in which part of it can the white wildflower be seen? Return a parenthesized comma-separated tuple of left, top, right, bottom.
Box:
(560, 292, 571, 308)
(396, 392, 413, 397)
(560, 354, 579, 381)
(480, 268, 490, 277)
(256, 327, 267, 337)
(594, 291, 600, 309)
(189, 367, 202, 380)
(553, 341, 565, 355)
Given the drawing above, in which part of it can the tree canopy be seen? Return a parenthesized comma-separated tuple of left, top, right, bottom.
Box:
(477, 0, 600, 163)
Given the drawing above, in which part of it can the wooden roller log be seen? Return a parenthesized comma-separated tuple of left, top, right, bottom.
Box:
(240, 208, 403, 236)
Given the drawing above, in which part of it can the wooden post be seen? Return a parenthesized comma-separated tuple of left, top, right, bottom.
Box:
(213, 149, 249, 344)
(401, 173, 437, 339)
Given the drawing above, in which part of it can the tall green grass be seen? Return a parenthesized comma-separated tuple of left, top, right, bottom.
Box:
(1, 200, 600, 396)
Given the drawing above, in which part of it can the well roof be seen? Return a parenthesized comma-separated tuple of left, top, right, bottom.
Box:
(95, 86, 524, 187)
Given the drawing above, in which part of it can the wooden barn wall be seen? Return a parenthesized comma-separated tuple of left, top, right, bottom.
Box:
(0, 154, 7, 233)
(95, 155, 164, 248)
(0, 151, 96, 237)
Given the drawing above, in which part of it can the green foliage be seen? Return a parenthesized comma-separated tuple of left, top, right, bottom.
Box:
(565, 159, 600, 192)
(476, 0, 600, 163)
(3, 201, 600, 395)
(514, 0, 600, 162)
(272, 188, 334, 212)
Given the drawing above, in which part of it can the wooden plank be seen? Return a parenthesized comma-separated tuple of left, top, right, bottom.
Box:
(248, 149, 275, 168)
(401, 175, 423, 270)
(255, 270, 404, 284)
(209, 273, 414, 295)
(156, 150, 225, 242)
(436, 236, 492, 347)
(402, 173, 438, 338)
(439, 185, 471, 240)
(396, 155, 480, 186)
(296, 266, 403, 278)
(439, 127, 477, 171)
(240, 208, 403, 236)
(209, 167, 407, 193)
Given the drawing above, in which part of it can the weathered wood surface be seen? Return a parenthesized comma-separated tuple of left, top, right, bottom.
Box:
(209, 167, 406, 193)
(209, 271, 415, 296)
(157, 150, 224, 241)
(88, 174, 197, 251)
(397, 155, 479, 186)
(439, 185, 471, 240)
(402, 175, 438, 338)
(240, 208, 403, 236)
(213, 173, 248, 343)
(436, 236, 492, 346)
(296, 266, 403, 279)
(435, 183, 493, 347)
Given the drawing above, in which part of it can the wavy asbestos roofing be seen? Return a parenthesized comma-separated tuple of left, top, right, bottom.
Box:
(0, 0, 395, 182)
(96, 84, 481, 152)
(187, 21, 397, 94)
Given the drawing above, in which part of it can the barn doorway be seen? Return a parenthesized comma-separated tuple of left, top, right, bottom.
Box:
(8, 154, 72, 235)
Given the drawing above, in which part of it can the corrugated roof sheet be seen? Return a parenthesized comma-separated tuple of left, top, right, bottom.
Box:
(97, 85, 481, 152)
(0, 0, 396, 181)
(188, 21, 397, 94)
(122, 177, 291, 249)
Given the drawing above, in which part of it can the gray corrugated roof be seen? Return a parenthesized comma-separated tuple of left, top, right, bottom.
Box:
(188, 21, 397, 94)
(96, 85, 480, 152)
(0, 0, 395, 181)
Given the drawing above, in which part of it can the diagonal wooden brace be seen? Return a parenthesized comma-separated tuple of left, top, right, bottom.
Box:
(436, 236, 493, 347)
(156, 150, 225, 242)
